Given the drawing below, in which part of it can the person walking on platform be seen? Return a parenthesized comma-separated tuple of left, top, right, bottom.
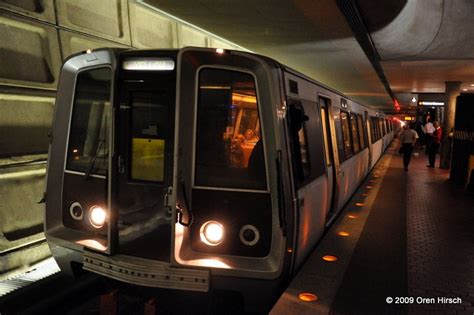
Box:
(427, 121, 442, 168)
(399, 123, 419, 171)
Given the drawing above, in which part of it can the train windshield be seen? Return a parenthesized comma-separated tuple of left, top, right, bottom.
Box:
(66, 67, 111, 176)
(195, 68, 266, 190)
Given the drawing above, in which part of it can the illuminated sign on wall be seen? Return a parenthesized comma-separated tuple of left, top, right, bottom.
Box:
(418, 101, 444, 106)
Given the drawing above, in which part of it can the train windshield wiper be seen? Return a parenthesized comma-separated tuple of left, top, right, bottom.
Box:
(85, 139, 105, 179)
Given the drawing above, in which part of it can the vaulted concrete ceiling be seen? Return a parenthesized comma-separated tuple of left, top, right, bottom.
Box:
(143, 0, 474, 113)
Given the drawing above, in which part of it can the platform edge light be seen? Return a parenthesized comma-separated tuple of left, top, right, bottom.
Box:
(123, 57, 175, 71)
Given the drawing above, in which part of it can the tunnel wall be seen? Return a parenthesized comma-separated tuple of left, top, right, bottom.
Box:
(0, 0, 242, 275)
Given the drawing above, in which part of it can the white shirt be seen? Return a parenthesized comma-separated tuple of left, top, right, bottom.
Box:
(425, 122, 435, 134)
(401, 129, 419, 144)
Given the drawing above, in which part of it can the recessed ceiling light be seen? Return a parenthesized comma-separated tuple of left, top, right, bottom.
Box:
(470, 83, 474, 87)
(462, 88, 468, 91)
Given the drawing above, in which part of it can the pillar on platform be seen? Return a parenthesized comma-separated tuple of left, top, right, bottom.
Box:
(440, 81, 461, 169)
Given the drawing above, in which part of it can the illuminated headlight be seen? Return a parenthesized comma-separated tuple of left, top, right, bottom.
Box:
(89, 206, 107, 228)
(200, 221, 224, 246)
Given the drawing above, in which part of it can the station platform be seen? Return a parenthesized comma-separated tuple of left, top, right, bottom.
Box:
(272, 140, 474, 315)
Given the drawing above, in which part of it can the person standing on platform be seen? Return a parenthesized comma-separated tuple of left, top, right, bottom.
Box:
(399, 123, 419, 172)
(427, 121, 442, 168)
(424, 118, 435, 154)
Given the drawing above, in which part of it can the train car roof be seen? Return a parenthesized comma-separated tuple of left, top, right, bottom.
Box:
(63, 46, 385, 116)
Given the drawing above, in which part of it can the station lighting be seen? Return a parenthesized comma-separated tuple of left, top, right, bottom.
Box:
(322, 255, 338, 262)
(348, 214, 358, 219)
(200, 221, 224, 246)
(411, 97, 417, 103)
(298, 292, 319, 302)
(89, 206, 107, 228)
(215, 48, 224, 54)
(338, 231, 350, 237)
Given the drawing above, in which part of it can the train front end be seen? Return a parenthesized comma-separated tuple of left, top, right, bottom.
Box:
(45, 47, 291, 308)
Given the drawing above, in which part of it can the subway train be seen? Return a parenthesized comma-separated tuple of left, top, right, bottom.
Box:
(45, 47, 394, 311)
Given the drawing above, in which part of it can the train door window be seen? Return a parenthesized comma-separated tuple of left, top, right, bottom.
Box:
(349, 113, 360, 153)
(320, 104, 331, 166)
(288, 101, 311, 181)
(340, 111, 353, 159)
(195, 68, 267, 190)
(66, 67, 111, 176)
(356, 114, 366, 149)
(130, 92, 168, 182)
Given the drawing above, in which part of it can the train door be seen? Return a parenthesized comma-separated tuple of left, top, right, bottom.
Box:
(318, 96, 339, 219)
(113, 65, 176, 261)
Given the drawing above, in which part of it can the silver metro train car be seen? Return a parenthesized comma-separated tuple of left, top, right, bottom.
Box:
(45, 47, 394, 310)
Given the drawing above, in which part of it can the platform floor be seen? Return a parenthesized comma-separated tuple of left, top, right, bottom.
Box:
(272, 141, 474, 315)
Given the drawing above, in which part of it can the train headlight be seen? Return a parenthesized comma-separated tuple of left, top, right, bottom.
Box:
(239, 224, 260, 246)
(69, 202, 83, 220)
(89, 206, 107, 228)
(200, 221, 224, 246)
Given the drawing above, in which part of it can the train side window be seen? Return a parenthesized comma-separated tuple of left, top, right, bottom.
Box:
(66, 67, 111, 176)
(350, 113, 360, 154)
(371, 117, 380, 141)
(334, 109, 345, 162)
(356, 115, 366, 149)
(288, 102, 311, 181)
(195, 68, 267, 190)
(340, 112, 353, 159)
(369, 117, 375, 142)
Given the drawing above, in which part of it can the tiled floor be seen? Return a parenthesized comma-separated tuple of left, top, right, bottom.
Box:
(406, 151, 474, 314)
